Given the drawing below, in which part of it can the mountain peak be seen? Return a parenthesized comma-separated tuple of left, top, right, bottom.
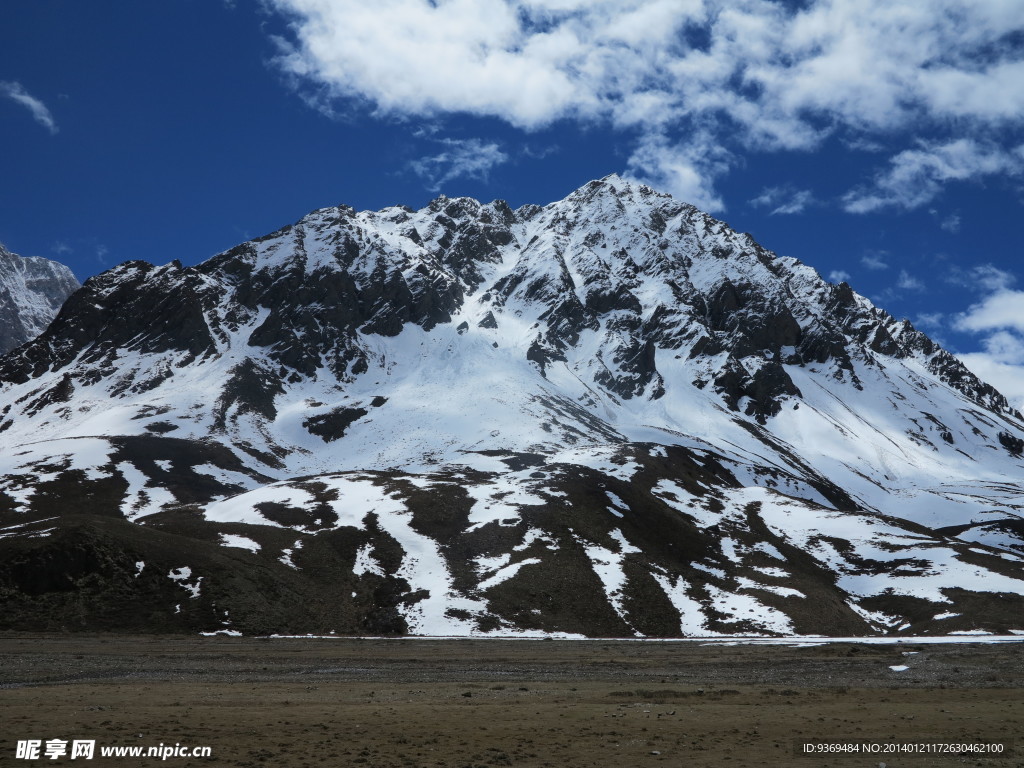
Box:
(569, 172, 659, 200)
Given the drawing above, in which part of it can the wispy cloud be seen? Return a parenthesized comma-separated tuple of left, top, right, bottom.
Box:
(842, 139, 1024, 213)
(409, 137, 509, 192)
(861, 251, 889, 271)
(750, 186, 816, 215)
(268, 0, 1024, 206)
(843, 137, 886, 153)
(947, 264, 1016, 293)
(521, 143, 560, 160)
(0, 81, 57, 134)
(936, 211, 961, 233)
(897, 270, 924, 291)
(828, 270, 851, 283)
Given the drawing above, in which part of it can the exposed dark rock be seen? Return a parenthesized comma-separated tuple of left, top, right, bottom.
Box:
(215, 359, 286, 429)
(998, 431, 1024, 456)
(304, 407, 369, 442)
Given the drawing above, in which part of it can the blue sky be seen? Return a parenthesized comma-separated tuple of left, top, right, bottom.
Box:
(2, 0, 1024, 406)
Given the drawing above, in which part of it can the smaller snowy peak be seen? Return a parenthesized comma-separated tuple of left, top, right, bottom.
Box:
(0, 244, 80, 355)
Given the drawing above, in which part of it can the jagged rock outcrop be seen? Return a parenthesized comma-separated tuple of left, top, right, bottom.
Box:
(0, 244, 79, 355)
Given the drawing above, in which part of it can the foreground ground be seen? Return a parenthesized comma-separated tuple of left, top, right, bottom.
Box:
(0, 635, 1021, 767)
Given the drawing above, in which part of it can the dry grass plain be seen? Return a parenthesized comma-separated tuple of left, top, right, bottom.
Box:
(0, 634, 1021, 768)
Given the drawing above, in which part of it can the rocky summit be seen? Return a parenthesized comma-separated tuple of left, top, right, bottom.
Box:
(0, 243, 79, 356)
(1, 176, 1022, 637)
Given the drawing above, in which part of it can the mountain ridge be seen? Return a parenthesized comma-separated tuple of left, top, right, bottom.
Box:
(1, 175, 1022, 637)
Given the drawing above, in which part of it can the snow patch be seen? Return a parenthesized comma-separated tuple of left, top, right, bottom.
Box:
(478, 558, 541, 591)
(220, 534, 260, 553)
(168, 567, 202, 599)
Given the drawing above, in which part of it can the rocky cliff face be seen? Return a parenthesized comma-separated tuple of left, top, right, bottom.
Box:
(1, 177, 1022, 637)
(0, 244, 79, 355)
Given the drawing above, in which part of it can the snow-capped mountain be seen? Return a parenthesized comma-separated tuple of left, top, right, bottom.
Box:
(0, 243, 79, 355)
(1, 176, 1022, 637)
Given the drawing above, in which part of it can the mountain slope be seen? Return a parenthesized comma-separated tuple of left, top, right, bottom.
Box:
(1, 176, 1022, 637)
(0, 243, 80, 355)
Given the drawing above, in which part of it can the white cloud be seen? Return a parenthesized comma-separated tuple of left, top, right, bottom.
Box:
(409, 137, 509, 192)
(842, 139, 1024, 213)
(624, 131, 730, 211)
(0, 81, 57, 134)
(957, 352, 1024, 413)
(954, 285, 1024, 411)
(955, 289, 1024, 334)
(917, 59, 1024, 123)
(828, 270, 851, 283)
(271, 0, 584, 130)
(268, 0, 1024, 204)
